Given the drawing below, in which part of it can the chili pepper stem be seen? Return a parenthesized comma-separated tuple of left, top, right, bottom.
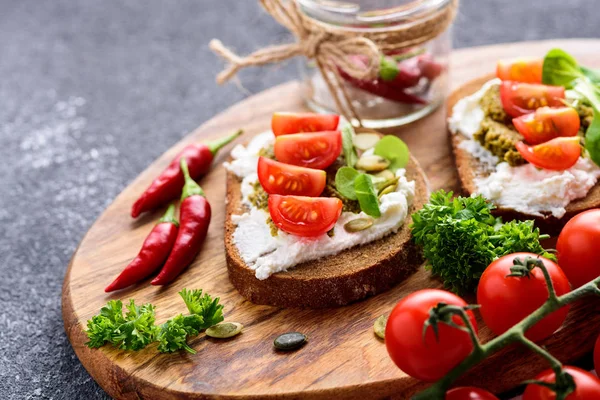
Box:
(159, 204, 179, 226)
(411, 261, 600, 400)
(206, 129, 243, 155)
(180, 159, 205, 200)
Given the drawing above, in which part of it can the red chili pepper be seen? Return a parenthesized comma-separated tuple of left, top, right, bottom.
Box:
(131, 130, 241, 218)
(151, 159, 211, 285)
(337, 67, 427, 105)
(105, 204, 179, 292)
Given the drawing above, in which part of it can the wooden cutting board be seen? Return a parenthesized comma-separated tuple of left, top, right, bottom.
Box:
(62, 39, 600, 399)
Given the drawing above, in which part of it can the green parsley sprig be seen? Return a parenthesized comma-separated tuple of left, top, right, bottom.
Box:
(411, 190, 554, 294)
(85, 289, 224, 354)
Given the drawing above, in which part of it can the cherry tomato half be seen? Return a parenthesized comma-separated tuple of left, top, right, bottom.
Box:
(594, 334, 600, 376)
(516, 136, 581, 171)
(271, 112, 340, 137)
(523, 366, 600, 400)
(500, 81, 565, 118)
(257, 157, 326, 197)
(477, 253, 570, 342)
(385, 289, 477, 382)
(268, 195, 342, 237)
(274, 130, 342, 170)
(557, 209, 600, 288)
(446, 387, 499, 400)
(513, 107, 580, 145)
(497, 57, 543, 83)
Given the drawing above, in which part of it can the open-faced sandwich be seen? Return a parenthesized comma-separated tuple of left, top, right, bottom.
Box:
(224, 113, 429, 308)
(449, 49, 600, 233)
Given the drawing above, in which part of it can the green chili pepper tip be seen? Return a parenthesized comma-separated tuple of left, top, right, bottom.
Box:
(159, 203, 179, 226)
(207, 129, 243, 155)
(180, 159, 205, 200)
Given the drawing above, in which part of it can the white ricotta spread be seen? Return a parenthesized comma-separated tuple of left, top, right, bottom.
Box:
(449, 79, 600, 218)
(224, 131, 415, 280)
(476, 158, 600, 218)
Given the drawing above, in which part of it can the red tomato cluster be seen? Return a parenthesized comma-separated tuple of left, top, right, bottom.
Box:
(260, 113, 343, 237)
(385, 209, 600, 399)
(495, 58, 581, 171)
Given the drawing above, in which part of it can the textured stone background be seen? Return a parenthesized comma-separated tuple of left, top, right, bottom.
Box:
(0, 1, 597, 398)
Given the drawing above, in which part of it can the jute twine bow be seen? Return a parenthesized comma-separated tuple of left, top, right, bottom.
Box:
(210, 0, 459, 126)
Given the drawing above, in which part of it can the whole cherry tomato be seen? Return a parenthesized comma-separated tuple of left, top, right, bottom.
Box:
(477, 253, 571, 342)
(523, 366, 600, 399)
(385, 289, 477, 382)
(446, 386, 499, 400)
(557, 209, 600, 288)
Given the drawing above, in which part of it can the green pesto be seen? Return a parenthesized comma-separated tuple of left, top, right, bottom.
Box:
(266, 217, 279, 237)
(248, 181, 269, 210)
(258, 145, 275, 159)
(473, 118, 526, 166)
(327, 228, 335, 237)
(479, 83, 510, 123)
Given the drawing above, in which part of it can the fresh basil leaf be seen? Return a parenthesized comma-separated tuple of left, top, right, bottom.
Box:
(354, 173, 381, 218)
(379, 55, 399, 81)
(335, 166, 359, 200)
(585, 111, 600, 167)
(341, 124, 358, 168)
(374, 135, 410, 170)
(542, 48, 583, 88)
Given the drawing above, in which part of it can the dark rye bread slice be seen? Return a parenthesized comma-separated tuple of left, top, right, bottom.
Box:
(448, 74, 600, 235)
(224, 156, 429, 309)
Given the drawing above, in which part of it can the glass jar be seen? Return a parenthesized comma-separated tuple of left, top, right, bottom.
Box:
(297, 0, 454, 128)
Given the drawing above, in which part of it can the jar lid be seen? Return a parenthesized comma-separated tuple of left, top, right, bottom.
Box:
(297, 0, 452, 28)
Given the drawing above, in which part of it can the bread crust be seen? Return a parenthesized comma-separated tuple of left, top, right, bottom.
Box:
(224, 157, 429, 308)
(448, 74, 600, 235)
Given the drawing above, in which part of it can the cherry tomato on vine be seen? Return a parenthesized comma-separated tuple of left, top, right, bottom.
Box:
(271, 112, 339, 136)
(594, 334, 600, 376)
(446, 386, 499, 400)
(500, 81, 565, 117)
(268, 195, 342, 237)
(523, 366, 600, 400)
(496, 57, 543, 83)
(557, 209, 600, 288)
(512, 107, 580, 145)
(257, 157, 326, 197)
(385, 289, 478, 382)
(274, 130, 342, 169)
(515, 137, 581, 171)
(477, 253, 571, 342)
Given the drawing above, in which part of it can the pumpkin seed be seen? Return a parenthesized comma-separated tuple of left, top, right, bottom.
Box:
(353, 133, 381, 150)
(274, 332, 307, 351)
(374, 314, 388, 339)
(372, 169, 395, 181)
(375, 176, 400, 192)
(344, 217, 374, 233)
(205, 322, 243, 339)
(378, 184, 397, 200)
(355, 155, 390, 172)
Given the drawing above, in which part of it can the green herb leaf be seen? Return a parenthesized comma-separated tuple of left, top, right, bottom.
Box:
(542, 48, 583, 88)
(335, 166, 360, 200)
(411, 190, 551, 294)
(179, 288, 224, 329)
(354, 173, 381, 218)
(379, 55, 399, 81)
(111, 300, 158, 351)
(341, 124, 358, 168)
(374, 135, 410, 170)
(157, 314, 196, 354)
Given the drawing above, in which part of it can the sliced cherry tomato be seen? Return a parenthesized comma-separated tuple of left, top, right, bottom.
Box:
(500, 81, 565, 118)
(523, 366, 600, 400)
(257, 157, 326, 197)
(477, 253, 571, 342)
(274, 130, 342, 170)
(515, 136, 581, 171)
(271, 112, 340, 137)
(497, 58, 543, 83)
(268, 195, 342, 237)
(446, 387, 499, 400)
(594, 334, 600, 376)
(385, 289, 477, 382)
(557, 209, 600, 288)
(513, 107, 580, 145)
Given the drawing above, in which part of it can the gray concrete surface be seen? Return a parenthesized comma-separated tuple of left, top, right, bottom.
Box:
(0, 1, 597, 398)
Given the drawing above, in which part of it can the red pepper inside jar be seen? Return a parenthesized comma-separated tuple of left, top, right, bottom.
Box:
(297, 0, 455, 128)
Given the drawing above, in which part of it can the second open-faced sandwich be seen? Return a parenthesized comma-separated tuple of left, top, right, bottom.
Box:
(448, 49, 600, 233)
(224, 113, 429, 308)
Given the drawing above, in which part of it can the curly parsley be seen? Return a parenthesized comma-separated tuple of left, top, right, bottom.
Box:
(411, 190, 554, 294)
(85, 289, 224, 354)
